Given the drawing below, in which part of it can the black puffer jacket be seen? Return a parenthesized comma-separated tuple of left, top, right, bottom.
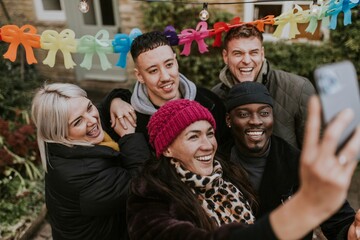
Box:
(45, 133, 149, 240)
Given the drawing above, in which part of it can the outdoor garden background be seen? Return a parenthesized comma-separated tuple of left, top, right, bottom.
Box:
(0, 1, 359, 239)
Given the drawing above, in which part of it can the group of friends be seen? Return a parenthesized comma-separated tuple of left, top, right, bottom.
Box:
(31, 24, 360, 240)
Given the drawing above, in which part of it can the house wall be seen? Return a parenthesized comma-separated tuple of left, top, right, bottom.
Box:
(207, 0, 244, 19)
(0, 0, 37, 25)
(76, 0, 144, 101)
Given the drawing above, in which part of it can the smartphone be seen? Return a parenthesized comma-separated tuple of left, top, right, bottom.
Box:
(314, 60, 360, 157)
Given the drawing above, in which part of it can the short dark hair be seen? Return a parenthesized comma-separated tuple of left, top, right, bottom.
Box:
(130, 31, 172, 62)
(224, 24, 263, 49)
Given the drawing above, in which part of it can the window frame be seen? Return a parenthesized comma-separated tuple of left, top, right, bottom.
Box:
(244, 1, 317, 41)
(34, 0, 66, 22)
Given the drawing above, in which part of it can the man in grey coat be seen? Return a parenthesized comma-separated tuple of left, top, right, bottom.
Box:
(212, 24, 315, 149)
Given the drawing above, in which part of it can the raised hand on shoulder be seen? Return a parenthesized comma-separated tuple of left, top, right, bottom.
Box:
(110, 98, 137, 130)
(113, 116, 135, 137)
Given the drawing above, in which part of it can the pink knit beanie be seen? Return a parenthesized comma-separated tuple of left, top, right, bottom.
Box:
(147, 99, 216, 158)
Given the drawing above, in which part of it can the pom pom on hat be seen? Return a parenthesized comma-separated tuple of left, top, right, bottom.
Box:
(147, 99, 216, 158)
(225, 81, 274, 112)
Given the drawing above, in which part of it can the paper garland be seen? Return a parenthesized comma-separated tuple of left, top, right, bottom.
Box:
(41, 29, 77, 69)
(0, 0, 358, 70)
(273, 5, 310, 39)
(326, 0, 359, 29)
(78, 30, 113, 70)
(113, 28, 142, 68)
(178, 21, 210, 56)
(306, 2, 329, 34)
(2, 25, 40, 64)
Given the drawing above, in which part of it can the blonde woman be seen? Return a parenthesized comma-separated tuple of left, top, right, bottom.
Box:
(32, 83, 149, 240)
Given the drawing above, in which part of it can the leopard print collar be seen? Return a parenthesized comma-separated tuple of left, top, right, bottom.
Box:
(171, 159, 255, 226)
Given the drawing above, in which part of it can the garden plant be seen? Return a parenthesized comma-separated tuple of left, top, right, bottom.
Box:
(0, 41, 44, 240)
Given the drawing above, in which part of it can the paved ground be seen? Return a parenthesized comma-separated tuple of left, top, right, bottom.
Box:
(29, 168, 360, 240)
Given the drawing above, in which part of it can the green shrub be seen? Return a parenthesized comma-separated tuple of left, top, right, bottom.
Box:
(0, 177, 44, 239)
(0, 41, 43, 179)
(0, 42, 43, 119)
(264, 42, 343, 85)
(330, 8, 360, 76)
(0, 41, 44, 239)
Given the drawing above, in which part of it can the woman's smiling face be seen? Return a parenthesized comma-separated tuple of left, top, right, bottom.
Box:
(164, 120, 217, 176)
(67, 97, 104, 144)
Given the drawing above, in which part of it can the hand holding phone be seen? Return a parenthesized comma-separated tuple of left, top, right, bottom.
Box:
(314, 60, 360, 157)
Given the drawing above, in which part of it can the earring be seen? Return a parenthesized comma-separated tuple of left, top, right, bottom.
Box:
(227, 124, 231, 128)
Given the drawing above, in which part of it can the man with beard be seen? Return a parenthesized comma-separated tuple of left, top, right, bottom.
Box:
(213, 24, 316, 149)
(224, 81, 359, 240)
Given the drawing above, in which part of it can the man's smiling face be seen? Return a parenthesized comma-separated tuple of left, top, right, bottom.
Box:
(222, 36, 265, 83)
(227, 103, 273, 157)
(134, 45, 181, 107)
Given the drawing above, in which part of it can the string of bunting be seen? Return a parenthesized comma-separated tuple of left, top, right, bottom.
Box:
(0, 0, 358, 70)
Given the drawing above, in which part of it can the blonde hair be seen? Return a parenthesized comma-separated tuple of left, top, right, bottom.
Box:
(31, 83, 92, 172)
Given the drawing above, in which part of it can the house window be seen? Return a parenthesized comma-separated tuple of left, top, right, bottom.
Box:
(296, 4, 324, 41)
(100, 0, 115, 25)
(244, 1, 325, 41)
(34, 0, 65, 21)
(82, 0, 116, 26)
(254, 4, 282, 34)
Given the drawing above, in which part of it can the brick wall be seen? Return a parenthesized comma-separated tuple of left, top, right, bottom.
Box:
(0, 0, 37, 25)
(206, 0, 244, 19)
(118, 0, 143, 85)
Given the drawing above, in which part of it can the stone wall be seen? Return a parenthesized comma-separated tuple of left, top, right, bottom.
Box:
(0, 0, 37, 26)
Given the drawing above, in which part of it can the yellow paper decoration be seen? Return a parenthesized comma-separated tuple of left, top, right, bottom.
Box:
(273, 5, 311, 39)
(40, 29, 77, 69)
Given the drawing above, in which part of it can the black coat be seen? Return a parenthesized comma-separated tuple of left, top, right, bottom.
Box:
(231, 135, 355, 240)
(98, 87, 231, 154)
(127, 160, 277, 240)
(45, 133, 150, 240)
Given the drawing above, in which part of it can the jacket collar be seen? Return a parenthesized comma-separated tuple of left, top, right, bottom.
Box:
(130, 73, 197, 115)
